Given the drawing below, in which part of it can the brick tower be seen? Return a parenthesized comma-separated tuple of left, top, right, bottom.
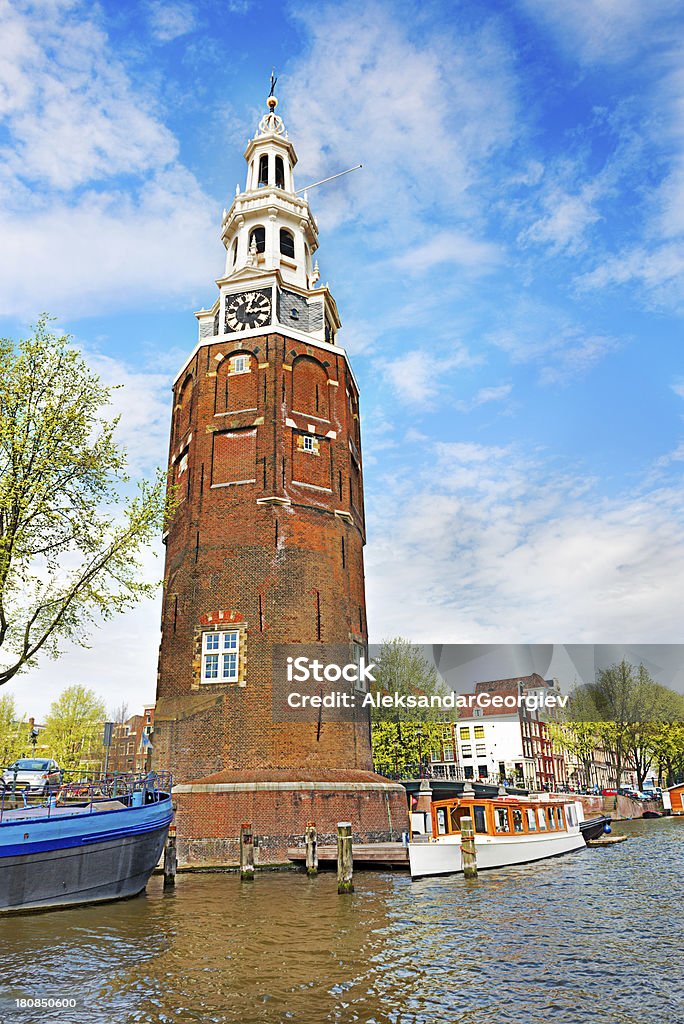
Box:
(152, 93, 406, 866)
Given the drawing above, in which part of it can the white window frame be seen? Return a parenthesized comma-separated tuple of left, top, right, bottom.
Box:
(352, 642, 367, 692)
(302, 434, 315, 452)
(202, 630, 240, 684)
(230, 355, 249, 375)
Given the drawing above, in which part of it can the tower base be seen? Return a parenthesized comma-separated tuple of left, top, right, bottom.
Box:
(172, 770, 409, 868)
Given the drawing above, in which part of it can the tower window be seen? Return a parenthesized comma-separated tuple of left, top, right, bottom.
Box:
(229, 354, 250, 374)
(280, 228, 295, 259)
(231, 238, 238, 266)
(202, 630, 240, 683)
(275, 155, 285, 189)
(249, 226, 265, 253)
(258, 154, 268, 187)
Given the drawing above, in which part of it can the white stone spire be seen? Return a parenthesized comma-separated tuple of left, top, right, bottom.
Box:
(220, 91, 319, 290)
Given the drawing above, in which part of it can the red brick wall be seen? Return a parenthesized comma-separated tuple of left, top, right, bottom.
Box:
(154, 333, 371, 785)
(215, 352, 259, 414)
(212, 428, 257, 485)
(291, 354, 330, 420)
(174, 784, 409, 866)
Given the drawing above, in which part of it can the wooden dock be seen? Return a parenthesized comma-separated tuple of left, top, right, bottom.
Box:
(587, 834, 628, 847)
(288, 842, 409, 868)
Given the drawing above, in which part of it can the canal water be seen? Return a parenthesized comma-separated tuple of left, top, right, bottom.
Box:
(0, 818, 681, 1024)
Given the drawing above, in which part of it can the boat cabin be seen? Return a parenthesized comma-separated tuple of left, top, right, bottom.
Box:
(429, 798, 579, 839)
(664, 783, 684, 815)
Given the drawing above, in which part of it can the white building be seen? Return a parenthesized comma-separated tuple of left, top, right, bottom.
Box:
(456, 714, 536, 788)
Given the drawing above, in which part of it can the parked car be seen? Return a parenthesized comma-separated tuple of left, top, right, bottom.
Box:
(0, 758, 62, 795)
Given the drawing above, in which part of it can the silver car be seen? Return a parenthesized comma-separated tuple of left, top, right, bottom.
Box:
(1, 758, 62, 795)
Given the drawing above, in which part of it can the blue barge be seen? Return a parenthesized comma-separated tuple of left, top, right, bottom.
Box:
(0, 772, 173, 914)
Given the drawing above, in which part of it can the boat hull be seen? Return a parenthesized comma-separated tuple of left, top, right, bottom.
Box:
(0, 797, 173, 914)
(579, 815, 612, 842)
(409, 829, 585, 879)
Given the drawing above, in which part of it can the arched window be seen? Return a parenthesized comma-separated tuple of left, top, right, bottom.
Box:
(258, 154, 268, 187)
(275, 156, 285, 189)
(280, 228, 295, 259)
(231, 238, 238, 266)
(249, 226, 265, 253)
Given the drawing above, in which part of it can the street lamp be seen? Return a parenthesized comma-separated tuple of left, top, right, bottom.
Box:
(417, 725, 424, 779)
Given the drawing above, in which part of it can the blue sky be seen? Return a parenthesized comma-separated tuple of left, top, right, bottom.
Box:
(1, 0, 684, 719)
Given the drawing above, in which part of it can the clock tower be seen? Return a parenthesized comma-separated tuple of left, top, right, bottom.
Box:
(152, 93, 407, 867)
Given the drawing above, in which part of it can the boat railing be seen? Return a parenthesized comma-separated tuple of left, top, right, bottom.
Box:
(0, 770, 172, 823)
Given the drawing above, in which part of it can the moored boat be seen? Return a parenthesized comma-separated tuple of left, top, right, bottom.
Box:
(579, 814, 612, 842)
(0, 771, 173, 914)
(409, 793, 585, 879)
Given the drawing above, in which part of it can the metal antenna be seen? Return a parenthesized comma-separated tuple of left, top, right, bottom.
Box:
(296, 164, 363, 195)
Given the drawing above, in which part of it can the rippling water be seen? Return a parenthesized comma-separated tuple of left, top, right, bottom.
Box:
(0, 818, 682, 1024)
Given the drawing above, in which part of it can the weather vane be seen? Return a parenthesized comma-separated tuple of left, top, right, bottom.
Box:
(269, 69, 278, 97)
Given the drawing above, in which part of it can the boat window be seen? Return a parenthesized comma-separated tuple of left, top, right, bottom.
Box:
(436, 808, 447, 835)
(537, 808, 547, 830)
(495, 807, 510, 833)
(473, 805, 487, 834)
(556, 807, 565, 829)
(448, 806, 462, 833)
(512, 808, 524, 833)
(546, 807, 555, 831)
(526, 808, 537, 831)
(565, 804, 576, 827)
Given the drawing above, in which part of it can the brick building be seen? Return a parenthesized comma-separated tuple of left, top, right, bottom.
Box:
(152, 93, 406, 865)
(108, 706, 155, 774)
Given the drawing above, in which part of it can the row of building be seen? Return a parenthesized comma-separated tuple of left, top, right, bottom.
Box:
(424, 673, 640, 792)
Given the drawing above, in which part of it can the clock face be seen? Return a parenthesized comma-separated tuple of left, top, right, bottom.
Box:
(225, 290, 271, 332)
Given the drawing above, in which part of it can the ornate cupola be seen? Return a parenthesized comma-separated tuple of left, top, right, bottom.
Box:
(195, 89, 340, 350)
(220, 94, 319, 291)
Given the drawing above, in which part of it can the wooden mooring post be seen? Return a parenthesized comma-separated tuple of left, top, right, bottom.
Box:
(240, 823, 255, 881)
(305, 822, 318, 877)
(460, 816, 478, 879)
(337, 822, 353, 894)
(163, 824, 177, 888)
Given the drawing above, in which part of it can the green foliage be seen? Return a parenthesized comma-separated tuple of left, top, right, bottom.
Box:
(0, 693, 26, 766)
(561, 661, 684, 791)
(372, 720, 450, 778)
(0, 317, 170, 686)
(368, 638, 456, 778)
(41, 685, 107, 772)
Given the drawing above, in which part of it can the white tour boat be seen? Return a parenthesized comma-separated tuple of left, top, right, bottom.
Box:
(409, 791, 586, 879)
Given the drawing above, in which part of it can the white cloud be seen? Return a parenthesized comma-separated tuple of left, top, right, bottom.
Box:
(0, 2, 220, 317)
(147, 1, 198, 42)
(365, 441, 684, 642)
(393, 230, 501, 275)
(577, 244, 684, 311)
(380, 347, 477, 407)
(455, 383, 512, 412)
(285, 3, 518, 248)
(82, 349, 172, 477)
(519, 185, 603, 255)
(488, 303, 621, 384)
(518, 0, 681, 66)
